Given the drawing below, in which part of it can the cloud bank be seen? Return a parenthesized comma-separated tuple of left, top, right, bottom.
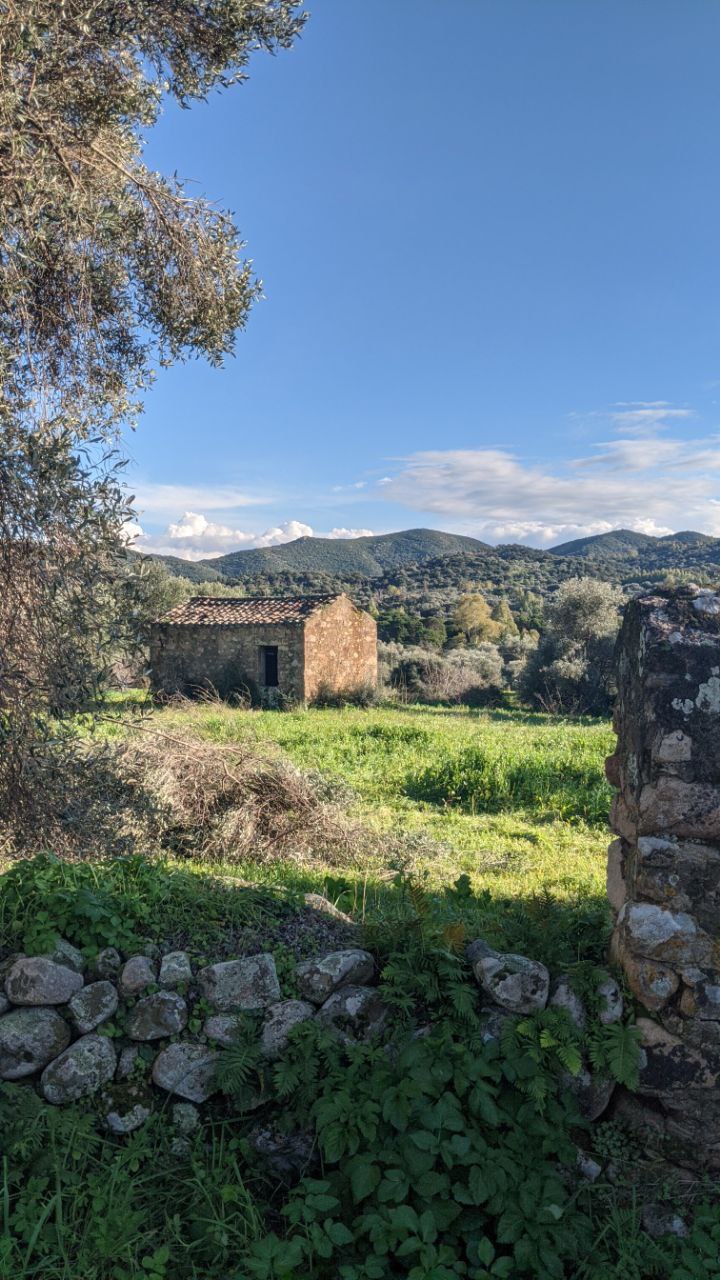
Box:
(382, 422, 720, 546)
(131, 513, 375, 560)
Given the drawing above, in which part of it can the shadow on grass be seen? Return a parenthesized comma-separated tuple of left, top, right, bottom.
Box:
(0, 851, 613, 975)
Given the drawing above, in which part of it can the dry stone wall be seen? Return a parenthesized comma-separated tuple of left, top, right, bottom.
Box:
(0, 940, 382, 1134)
(606, 585, 720, 1171)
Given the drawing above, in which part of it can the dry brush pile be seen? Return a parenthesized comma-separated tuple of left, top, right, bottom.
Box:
(0, 719, 381, 870)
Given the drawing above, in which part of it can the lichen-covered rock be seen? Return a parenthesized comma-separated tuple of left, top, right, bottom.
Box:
(68, 981, 118, 1034)
(679, 969, 720, 1022)
(549, 978, 586, 1028)
(203, 1013, 242, 1046)
(152, 1043, 218, 1102)
(120, 955, 157, 995)
(198, 955, 280, 1011)
(563, 1068, 614, 1121)
(5, 957, 84, 1006)
(623, 956, 679, 1012)
(105, 1102, 152, 1134)
(117, 1046, 140, 1079)
(126, 992, 188, 1041)
(104, 1084, 152, 1134)
(597, 977, 623, 1025)
(635, 1017, 719, 1096)
(261, 1000, 315, 1058)
(615, 902, 712, 967)
(41, 1034, 116, 1104)
(316, 985, 387, 1040)
(172, 1102, 200, 1135)
(0, 1008, 71, 1079)
(0, 994, 8, 1016)
(159, 951, 192, 987)
(295, 950, 374, 1004)
(44, 938, 85, 974)
(96, 947, 122, 979)
(469, 944, 549, 1014)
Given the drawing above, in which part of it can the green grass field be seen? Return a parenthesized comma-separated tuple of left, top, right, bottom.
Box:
(129, 699, 615, 968)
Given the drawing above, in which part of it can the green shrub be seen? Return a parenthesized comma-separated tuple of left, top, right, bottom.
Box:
(310, 682, 380, 709)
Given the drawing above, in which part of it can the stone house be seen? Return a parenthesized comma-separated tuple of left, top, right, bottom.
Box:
(150, 593, 377, 704)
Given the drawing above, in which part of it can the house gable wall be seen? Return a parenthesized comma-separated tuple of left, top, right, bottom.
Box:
(303, 595, 377, 700)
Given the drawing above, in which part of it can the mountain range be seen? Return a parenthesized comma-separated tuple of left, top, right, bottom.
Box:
(147, 526, 720, 586)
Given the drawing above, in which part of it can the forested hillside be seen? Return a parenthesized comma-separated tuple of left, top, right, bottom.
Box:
(144, 525, 720, 617)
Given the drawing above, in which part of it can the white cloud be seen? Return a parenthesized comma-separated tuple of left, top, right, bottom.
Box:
(606, 402, 694, 435)
(128, 512, 377, 560)
(130, 483, 269, 518)
(382, 422, 720, 546)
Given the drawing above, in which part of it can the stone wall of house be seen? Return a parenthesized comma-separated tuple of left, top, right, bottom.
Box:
(606, 585, 720, 1172)
(150, 622, 306, 702)
(303, 595, 377, 700)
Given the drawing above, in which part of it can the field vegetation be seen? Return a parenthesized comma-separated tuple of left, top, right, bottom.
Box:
(3, 701, 720, 1277)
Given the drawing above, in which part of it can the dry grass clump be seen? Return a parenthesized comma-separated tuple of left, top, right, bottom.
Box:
(0, 723, 373, 869)
(119, 729, 364, 865)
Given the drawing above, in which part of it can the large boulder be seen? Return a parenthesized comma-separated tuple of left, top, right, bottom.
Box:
(5, 957, 84, 1006)
(152, 1043, 218, 1102)
(68, 981, 118, 1034)
(198, 955, 280, 1011)
(125, 992, 188, 1041)
(41, 1034, 117, 1104)
(468, 941, 549, 1014)
(0, 1008, 71, 1079)
(295, 950, 375, 1004)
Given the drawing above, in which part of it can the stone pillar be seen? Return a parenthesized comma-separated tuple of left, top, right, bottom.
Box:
(607, 586, 720, 1171)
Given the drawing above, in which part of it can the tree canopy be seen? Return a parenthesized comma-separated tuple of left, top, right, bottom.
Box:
(0, 0, 306, 837)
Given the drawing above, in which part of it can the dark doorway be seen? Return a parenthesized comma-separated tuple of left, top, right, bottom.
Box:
(260, 645, 279, 687)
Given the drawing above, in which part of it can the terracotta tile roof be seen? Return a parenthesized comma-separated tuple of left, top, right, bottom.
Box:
(156, 594, 344, 627)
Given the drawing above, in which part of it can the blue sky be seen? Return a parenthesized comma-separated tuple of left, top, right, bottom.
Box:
(127, 0, 720, 560)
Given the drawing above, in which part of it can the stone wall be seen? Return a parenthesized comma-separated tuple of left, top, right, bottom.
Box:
(0, 938, 384, 1134)
(606, 585, 720, 1171)
(303, 595, 377, 700)
(150, 621, 306, 702)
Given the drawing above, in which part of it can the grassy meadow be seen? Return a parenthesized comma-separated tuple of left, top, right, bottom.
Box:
(97, 698, 616, 970)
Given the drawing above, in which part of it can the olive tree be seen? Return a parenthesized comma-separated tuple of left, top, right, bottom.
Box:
(521, 577, 623, 716)
(0, 0, 306, 835)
